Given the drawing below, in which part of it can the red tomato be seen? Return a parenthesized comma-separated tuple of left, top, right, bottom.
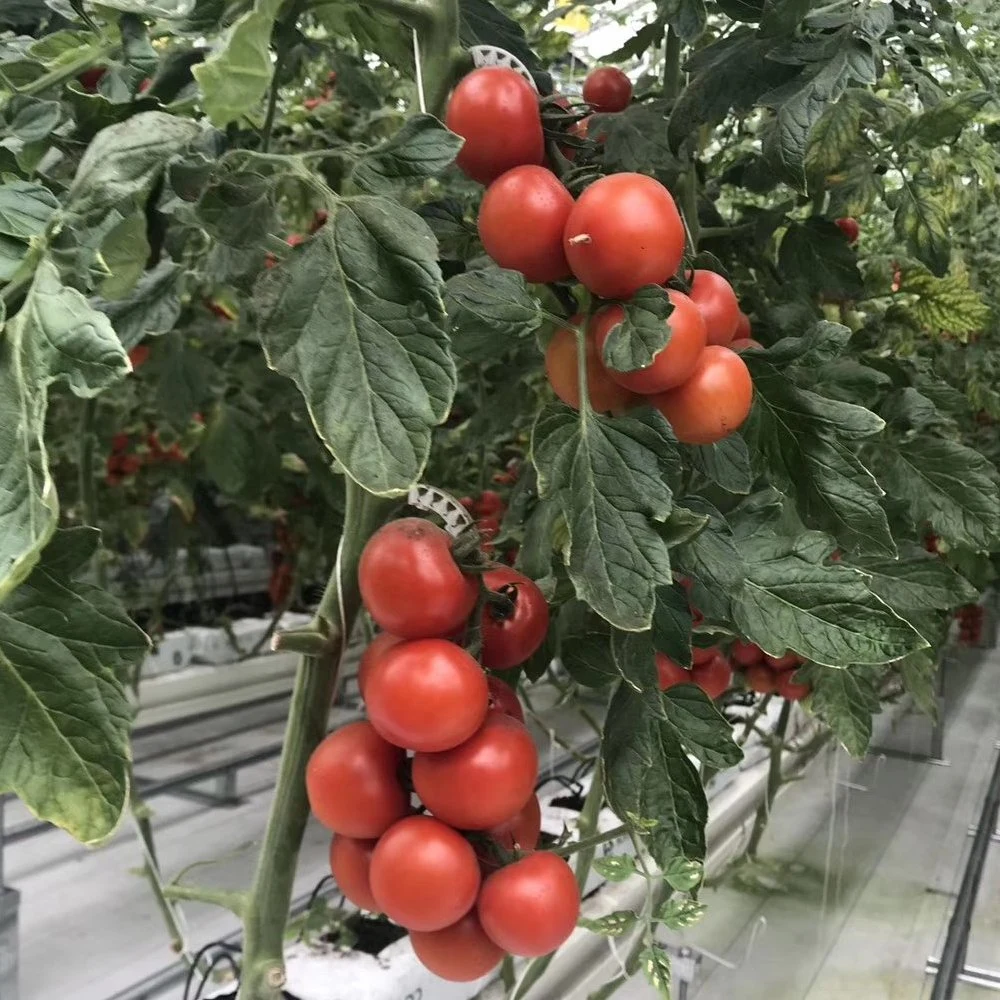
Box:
(78, 67, 106, 92)
(745, 664, 778, 695)
(478, 166, 573, 283)
(410, 910, 505, 982)
(590, 290, 707, 395)
(477, 515, 501, 542)
(445, 67, 545, 184)
(365, 639, 488, 752)
(652, 345, 753, 445)
(487, 675, 525, 723)
(776, 671, 810, 701)
(735, 312, 752, 340)
(329, 835, 378, 911)
(111, 433, 130, 453)
(481, 568, 550, 670)
(358, 632, 404, 699)
(563, 173, 685, 300)
(655, 653, 692, 691)
(303, 96, 327, 111)
(412, 713, 538, 830)
(487, 793, 541, 853)
(369, 816, 481, 931)
(835, 217, 860, 243)
(692, 653, 732, 699)
(688, 270, 740, 346)
(691, 644, 719, 667)
(730, 337, 763, 352)
(545, 319, 636, 413)
(306, 721, 408, 838)
(730, 639, 764, 668)
(764, 652, 801, 672)
(478, 852, 579, 957)
(359, 519, 478, 639)
(128, 345, 150, 369)
(474, 490, 506, 518)
(582, 66, 632, 113)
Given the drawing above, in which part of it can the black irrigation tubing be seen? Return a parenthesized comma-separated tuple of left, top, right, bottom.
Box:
(930, 744, 1000, 1000)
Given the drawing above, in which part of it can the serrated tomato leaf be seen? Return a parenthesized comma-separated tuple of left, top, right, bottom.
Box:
(602, 683, 707, 866)
(652, 582, 693, 667)
(0, 259, 130, 603)
(350, 114, 463, 194)
(0, 528, 148, 844)
(255, 194, 455, 496)
(533, 404, 680, 630)
(662, 685, 743, 770)
(805, 663, 882, 756)
(600, 284, 673, 373)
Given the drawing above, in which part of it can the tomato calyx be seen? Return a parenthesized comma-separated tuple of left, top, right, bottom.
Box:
(484, 583, 518, 623)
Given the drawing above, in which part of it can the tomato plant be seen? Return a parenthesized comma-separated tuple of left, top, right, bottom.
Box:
(1, 0, 998, 996)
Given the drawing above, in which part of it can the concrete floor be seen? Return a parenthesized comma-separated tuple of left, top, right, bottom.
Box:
(608, 645, 1000, 1000)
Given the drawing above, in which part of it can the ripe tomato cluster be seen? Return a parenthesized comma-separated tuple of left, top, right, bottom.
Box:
(445, 65, 757, 446)
(956, 604, 984, 646)
(307, 516, 578, 981)
(105, 428, 188, 486)
(731, 640, 810, 701)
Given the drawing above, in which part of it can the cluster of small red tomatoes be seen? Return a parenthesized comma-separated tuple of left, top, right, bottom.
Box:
(105, 428, 190, 486)
(955, 604, 985, 647)
(445, 65, 759, 446)
(656, 640, 810, 702)
(305, 517, 579, 982)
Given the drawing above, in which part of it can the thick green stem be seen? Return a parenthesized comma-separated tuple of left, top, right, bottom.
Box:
(237, 481, 389, 1000)
(78, 398, 97, 527)
(555, 821, 626, 858)
(746, 699, 791, 859)
(663, 27, 682, 100)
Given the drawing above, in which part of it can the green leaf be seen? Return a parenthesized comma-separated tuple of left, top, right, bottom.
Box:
(662, 855, 704, 891)
(899, 269, 990, 339)
(897, 649, 939, 719)
(611, 629, 660, 691)
(350, 115, 463, 195)
(602, 684, 707, 865)
(120, 12, 158, 76)
(0, 528, 147, 844)
(155, 333, 211, 428)
(852, 545, 978, 641)
(93, 259, 183, 350)
(579, 910, 638, 937)
(557, 601, 619, 688)
(196, 168, 277, 250)
(2, 95, 61, 143)
(445, 266, 541, 362)
(879, 388, 946, 432)
(652, 582, 693, 667)
(0, 260, 129, 602)
(894, 181, 950, 276)
(759, 0, 812, 36)
(459, 0, 545, 76)
(605, 19, 665, 62)
(876, 435, 1000, 551)
(673, 497, 745, 622)
(827, 153, 884, 218)
(656, 897, 707, 929)
(690, 433, 753, 494)
(592, 854, 637, 882)
(807, 663, 881, 756)
(762, 42, 874, 188)
(192, 0, 284, 128)
(729, 510, 926, 666)
(533, 404, 680, 630)
(256, 194, 454, 496)
(0, 180, 58, 240)
(639, 944, 672, 997)
(778, 219, 864, 300)
(0, 234, 28, 281)
(743, 350, 895, 556)
(662, 685, 743, 770)
(66, 111, 200, 218)
(199, 404, 257, 495)
(600, 285, 673, 373)
(98, 212, 149, 301)
(899, 91, 991, 146)
(593, 102, 678, 174)
(664, 0, 707, 40)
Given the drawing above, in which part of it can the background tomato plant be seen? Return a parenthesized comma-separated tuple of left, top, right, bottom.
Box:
(0, 0, 998, 997)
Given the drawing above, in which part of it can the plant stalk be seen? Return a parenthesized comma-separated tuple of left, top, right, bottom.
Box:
(663, 26, 682, 101)
(746, 699, 791, 859)
(237, 480, 388, 1000)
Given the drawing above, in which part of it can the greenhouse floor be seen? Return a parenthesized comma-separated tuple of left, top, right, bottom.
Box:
(606, 645, 1000, 1000)
(8, 647, 1000, 1000)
